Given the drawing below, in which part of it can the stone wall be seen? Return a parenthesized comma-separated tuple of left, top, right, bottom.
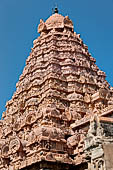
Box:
(84, 115, 113, 170)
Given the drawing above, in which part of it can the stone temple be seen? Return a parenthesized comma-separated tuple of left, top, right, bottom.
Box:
(1, 8, 113, 170)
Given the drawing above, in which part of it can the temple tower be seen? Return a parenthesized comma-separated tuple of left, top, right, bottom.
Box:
(0, 9, 113, 170)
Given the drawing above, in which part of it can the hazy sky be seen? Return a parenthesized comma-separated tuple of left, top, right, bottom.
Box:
(0, 0, 113, 117)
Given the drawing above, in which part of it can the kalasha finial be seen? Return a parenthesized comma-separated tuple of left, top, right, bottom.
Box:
(54, 4, 58, 13)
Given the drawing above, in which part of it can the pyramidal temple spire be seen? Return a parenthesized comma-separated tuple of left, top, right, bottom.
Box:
(0, 10, 113, 170)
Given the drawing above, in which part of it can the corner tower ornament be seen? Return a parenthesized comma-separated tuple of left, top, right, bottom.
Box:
(0, 11, 113, 170)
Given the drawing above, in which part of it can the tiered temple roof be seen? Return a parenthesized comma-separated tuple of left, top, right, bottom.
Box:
(0, 10, 113, 170)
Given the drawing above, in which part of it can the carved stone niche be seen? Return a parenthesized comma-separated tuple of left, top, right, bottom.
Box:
(1, 146, 10, 169)
(2, 144, 9, 158)
(26, 112, 37, 125)
(9, 137, 22, 154)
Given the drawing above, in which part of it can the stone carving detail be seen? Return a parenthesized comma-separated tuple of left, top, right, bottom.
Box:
(2, 144, 9, 158)
(9, 137, 21, 154)
(64, 16, 73, 29)
(26, 113, 37, 125)
(84, 115, 113, 170)
(38, 19, 47, 33)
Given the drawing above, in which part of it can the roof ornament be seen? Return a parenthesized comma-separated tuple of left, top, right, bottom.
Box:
(54, 4, 59, 14)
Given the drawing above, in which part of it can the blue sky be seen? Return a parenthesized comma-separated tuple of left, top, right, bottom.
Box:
(0, 0, 113, 117)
